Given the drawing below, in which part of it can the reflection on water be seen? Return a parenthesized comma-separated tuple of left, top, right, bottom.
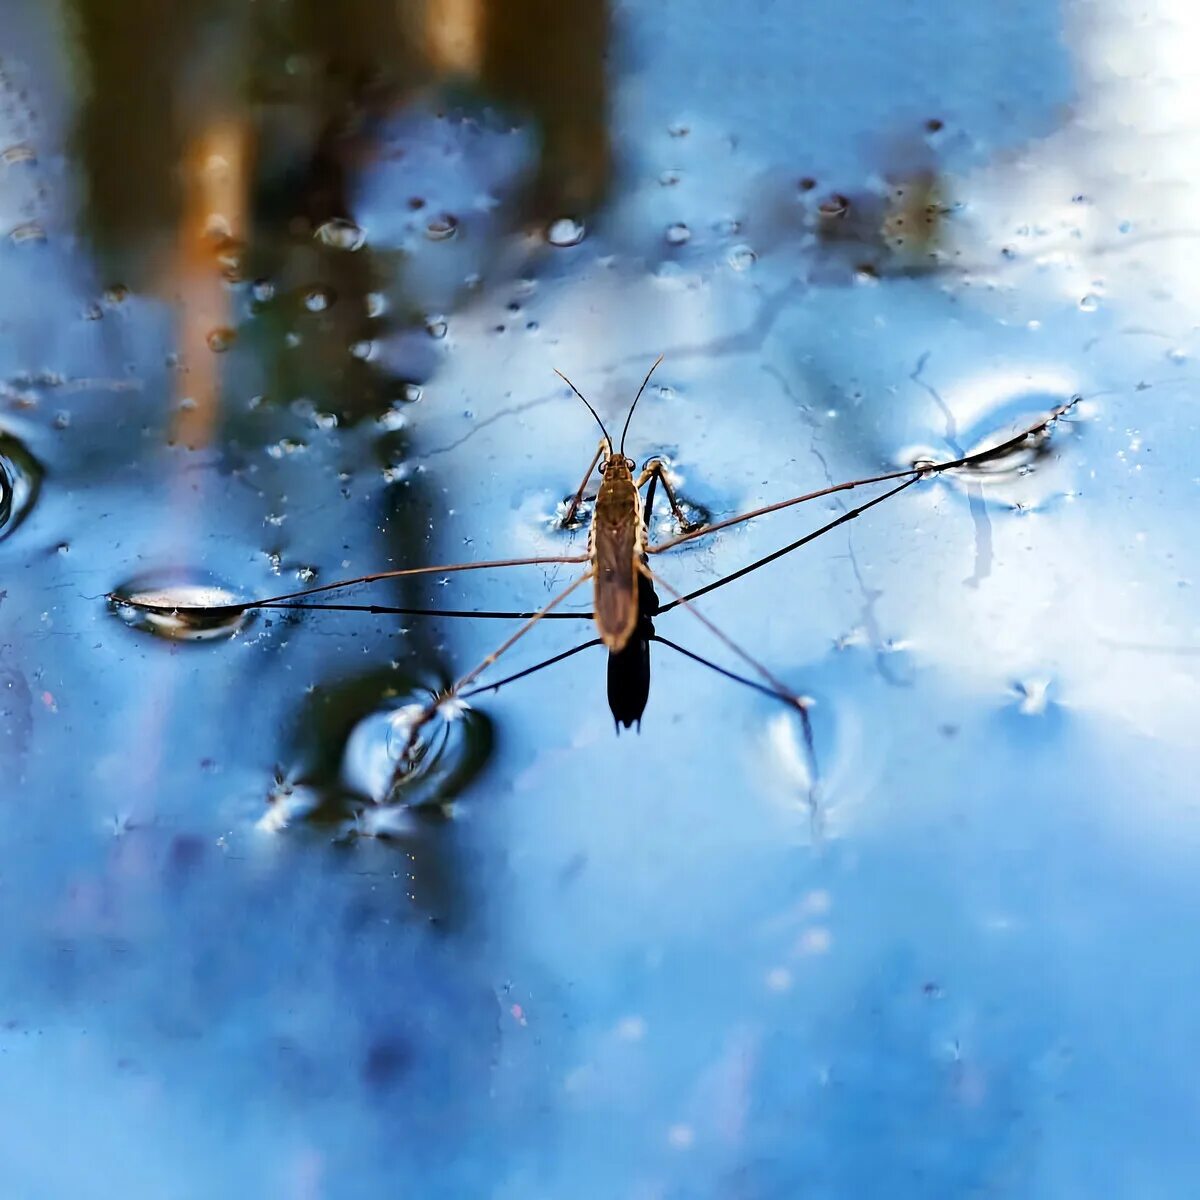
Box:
(1, 0, 1199, 1194)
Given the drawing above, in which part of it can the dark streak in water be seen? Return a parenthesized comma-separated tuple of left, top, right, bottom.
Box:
(418, 390, 558, 459)
(910, 352, 992, 587)
(615, 279, 807, 368)
(962, 484, 993, 589)
(764, 361, 910, 686)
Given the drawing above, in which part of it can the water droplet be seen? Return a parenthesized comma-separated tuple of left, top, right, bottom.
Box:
(366, 292, 386, 318)
(251, 278, 275, 304)
(315, 217, 366, 251)
(667, 122, 690, 138)
(267, 437, 307, 459)
(303, 285, 335, 313)
(425, 213, 459, 241)
(0, 431, 42, 539)
(818, 194, 850, 220)
(425, 315, 448, 339)
(401, 382, 423, 402)
(727, 244, 757, 271)
(341, 694, 491, 810)
(214, 236, 245, 281)
(9, 221, 45, 245)
(665, 223, 691, 246)
(108, 571, 251, 642)
(104, 284, 129, 305)
(207, 326, 236, 353)
(659, 169, 682, 186)
(350, 339, 373, 360)
(546, 217, 585, 247)
(1079, 293, 1099, 312)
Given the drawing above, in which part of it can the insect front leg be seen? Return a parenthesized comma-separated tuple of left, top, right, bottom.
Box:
(560, 438, 607, 528)
(638, 459, 698, 534)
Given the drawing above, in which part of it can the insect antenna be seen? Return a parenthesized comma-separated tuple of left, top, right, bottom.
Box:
(554, 368, 612, 452)
(619, 354, 665, 456)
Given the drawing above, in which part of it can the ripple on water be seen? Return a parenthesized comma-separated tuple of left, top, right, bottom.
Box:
(109, 570, 251, 641)
(0, 430, 43, 539)
(903, 389, 1082, 509)
(341, 693, 492, 813)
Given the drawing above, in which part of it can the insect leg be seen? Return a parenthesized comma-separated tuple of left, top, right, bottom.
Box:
(394, 569, 594, 769)
(642, 572, 821, 829)
(251, 601, 595, 620)
(109, 553, 590, 617)
(638, 562, 804, 713)
(459, 637, 604, 700)
(637, 459, 697, 532)
(657, 476, 920, 613)
(561, 439, 607, 527)
(648, 396, 1080, 554)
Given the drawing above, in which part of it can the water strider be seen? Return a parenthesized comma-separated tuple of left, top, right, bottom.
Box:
(110, 360, 1081, 801)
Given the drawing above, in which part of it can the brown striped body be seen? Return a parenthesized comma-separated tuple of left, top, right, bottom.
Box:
(588, 455, 645, 652)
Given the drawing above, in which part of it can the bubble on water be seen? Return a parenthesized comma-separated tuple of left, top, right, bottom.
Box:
(108, 570, 251, 642)
(425, 213, 459, 241)
(665, 223, 691, 246)
(0, 430, 42, 539)
(303, 285, 335, 313)
(315, 217, 366, 251)
(341, 694, 491, 810)
(1012, 677, 1053, 715)
(727, 244, 758, 271)
(207, 326, 236, 353)
(547, 217, 585, 247)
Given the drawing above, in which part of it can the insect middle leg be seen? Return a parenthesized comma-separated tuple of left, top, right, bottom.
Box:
(394, 569, 594, 773)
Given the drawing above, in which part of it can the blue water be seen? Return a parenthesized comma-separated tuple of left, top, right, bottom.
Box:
(1, 0, 1198, 1195)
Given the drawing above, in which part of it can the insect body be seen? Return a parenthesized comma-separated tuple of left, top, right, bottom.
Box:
(110, 359, 1082, 801)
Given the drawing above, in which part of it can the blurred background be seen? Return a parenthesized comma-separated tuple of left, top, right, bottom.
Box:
(1, 0, 1198, 1195)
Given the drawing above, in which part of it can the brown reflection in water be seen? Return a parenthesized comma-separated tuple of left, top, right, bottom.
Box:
(487, 0, 611, 219)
